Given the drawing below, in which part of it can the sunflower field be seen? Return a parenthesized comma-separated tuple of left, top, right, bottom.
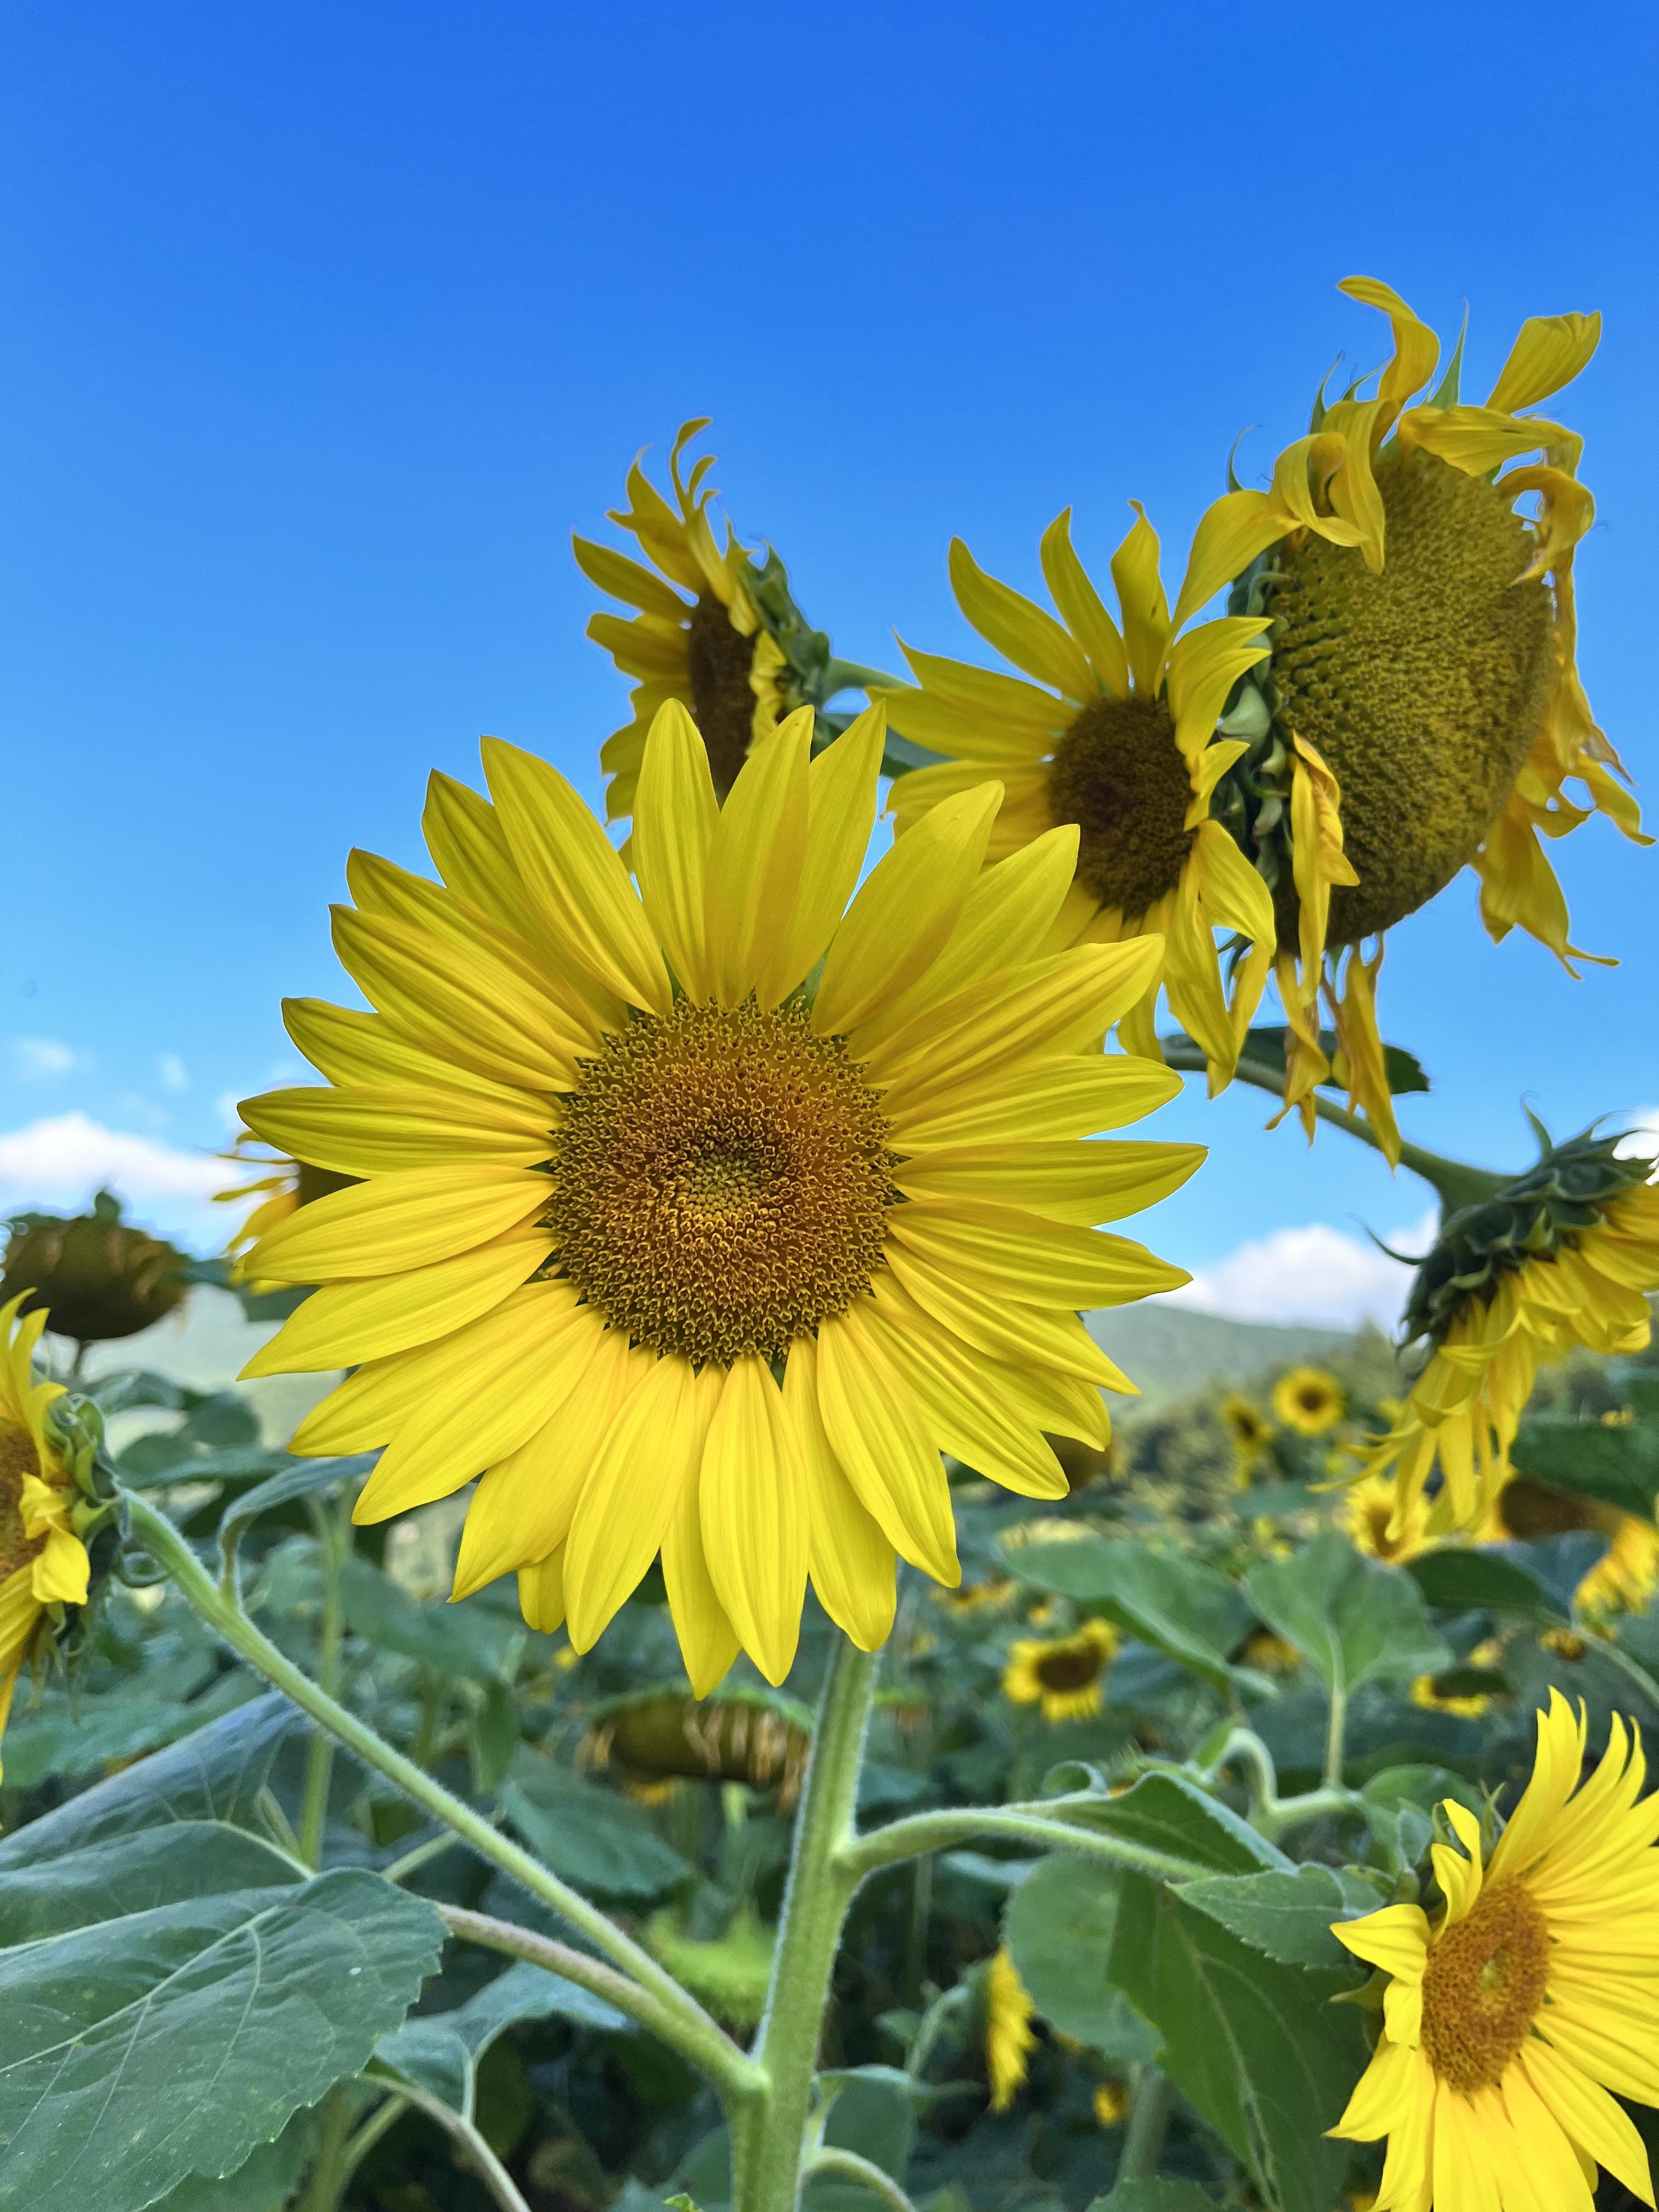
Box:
(6, 276, 1659, 2212)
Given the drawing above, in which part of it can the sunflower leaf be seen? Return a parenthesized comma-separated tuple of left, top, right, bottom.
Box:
(1108, 1871, 1366, 2212)
(1003, 1855, 1159, 2062)
(0, 1867, 442, 2212)
(1006, 1537, 1255, 1690)
(1170, 1864, 1387, 1970)
(1509, 1414, 1659, 1520)
(1244, 1533, 1448, 1694)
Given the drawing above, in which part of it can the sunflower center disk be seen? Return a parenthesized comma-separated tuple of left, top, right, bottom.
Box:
(545, 1000, 896, 1368)
(1269, 447, 1555, 947)
(687, 593, 760, 799)
(0, 1423, 44, 1581)
(1046, 696, 1195, 916)
(1034, 1645, 1107, 1694)
(1420, 1880, 1550, 2092)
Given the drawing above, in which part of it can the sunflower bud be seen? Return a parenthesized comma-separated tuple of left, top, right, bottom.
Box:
(1, 1192, 190, 1346)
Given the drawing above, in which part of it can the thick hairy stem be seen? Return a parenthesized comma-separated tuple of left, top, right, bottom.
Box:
(839, 1804, 1209, 1887)
(800, 2148, 917, 2212)
(1164, 1039, 1510, 1216)
(1116, 2064, 1175, 2185)
(298, 1491, 348, 1866)
(123, 1492, 761, 2112)
(733, 1635, 879, 2212)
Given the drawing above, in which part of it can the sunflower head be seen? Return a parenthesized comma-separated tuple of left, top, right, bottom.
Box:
(238, 698, 1198, 1692)
(1332, 1692, 1659, 2207)
(585, 1685, 813, 1807)
(1480, 1475, 1659, 1618)
(1345, 1470, 1427, 1565)
(215, 1135, 359, 1288)
(1273, 1365, 1345, 1436)
(576, 421, 890, 816)
(1002, 1616, 1118, 1721)
(1, 1193, 190, 1347)
(1221, 1392, 1273, 1468)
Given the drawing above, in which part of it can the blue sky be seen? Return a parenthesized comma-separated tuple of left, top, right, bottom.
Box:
(3, 0, 1656, 1326)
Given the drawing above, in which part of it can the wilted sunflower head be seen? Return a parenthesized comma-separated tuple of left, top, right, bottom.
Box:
(237, 698, 1200, 1692)
(1273, 1365, 1344, 1436)
(1367, 1126, 1659, 1537)
(1479, 1475, 1659, 1618)
(1, 1193, 190, 1346)
(1002, 1616, 1118, 1721)
(575, 420, 890, 816)
(1172, 275, 1646, 1160)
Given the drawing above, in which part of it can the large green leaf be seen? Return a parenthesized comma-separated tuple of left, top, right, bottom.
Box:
(0, 1820, 303, 1945)
(1059, 1771, 1289, 1877)
(1109, 1871, 1366, 2212)
(0, 1658, 255, 1790)
(148, 2111, 317, 2212)
(500, 1759, 693, 1900)
(0, 1693, 300, 1869)
(217, 1454, 373, 1558)
(1003, 1855, 1158, 2061)
(1244, 1534, 1447, 1695)
(1511, 1414, 1659, 1520)
(1008, 1538, 1255, 1689)
(1407, 1547, 1566, 1623)
(0, 1867, 443, 2212)
(1171, 1865, 1387, 1971)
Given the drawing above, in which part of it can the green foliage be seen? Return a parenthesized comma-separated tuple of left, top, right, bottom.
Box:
(1244, 1532, 1448, 1692)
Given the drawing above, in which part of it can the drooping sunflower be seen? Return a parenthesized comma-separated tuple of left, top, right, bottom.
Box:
(1002, 1616, 1119, 1721)
(1274, 1365, 1345, 1436)
(881, 509, 1278, 1083)
(1331, 1691, 1659, 2209)
(576, 419, 887, 817)
(237, 701, 1199, 1691)
(1411, 1637, 1505, 1719)
(0, 1294, 91, 1775)
(886, 279, 1644, 1158)
(1364, 1128, 1659, 1539)
(1478, 1475, 1659, 1620)
(985, 1945, 1039, 2113)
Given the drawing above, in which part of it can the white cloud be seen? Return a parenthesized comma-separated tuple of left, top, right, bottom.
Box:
(0, 1113, 229, 1248)
(1616, 1107, 1659, 1163)
(1164, 1209, 1438, 1330)
(11, 1036, 78, 1080)
(157, 1053, 190, 1093)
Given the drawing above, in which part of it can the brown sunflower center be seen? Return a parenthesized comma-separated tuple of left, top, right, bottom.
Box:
(544, 999, 896, 1367)
(1046, 696, 1195, 915)
(1268, 445, 1555, 946)
(1492, 1477, 1599, 1542)
(0, 1421, 46, 1582)
(1034, 1643, 1107, 1694)
(1362, 1502, 1408, 1562)
(687, 592, 760, 800)
(1420, 1879, 1550, 2091)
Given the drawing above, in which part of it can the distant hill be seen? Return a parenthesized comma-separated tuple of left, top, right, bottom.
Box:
(1087, 1301, 1353, 1418)
(71, 1284, 1354, 1444)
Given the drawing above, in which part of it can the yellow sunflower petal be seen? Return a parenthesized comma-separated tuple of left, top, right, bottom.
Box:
(1039, 509, 1128, 698)
(785, 1338, 896, 1652)
(662, 1364, 741, 1695)
(1339, 275, 1439, 420)
(699, 1355, 809, 1685)
(814, 1306, 957, 1584)
(705, 706, 812, 1007)
(517, 1549, 567, 1635)
(1109, 503, 1171, 696)
(949, 538, 1096, 702)
(896, 1137, 1203, 1227)
(283, 998, 538, 1102)
(1487, 312, 1602, 415)
(239, 1084, 553, 1177)
(633, 699, 719, 1000)
(245, 1164, 546, 1286)
(565, 1353, 707, 1650)
(891, 1200, 1189, 1310)
(482, 736, 672, 1014)
(812, 783, 1002, 1035)
(773, 702, 888, 991)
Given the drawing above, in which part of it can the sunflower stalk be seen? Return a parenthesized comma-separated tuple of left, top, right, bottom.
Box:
(119, 1491, 765, 2114)
(1163, 1037, 1511, 1215)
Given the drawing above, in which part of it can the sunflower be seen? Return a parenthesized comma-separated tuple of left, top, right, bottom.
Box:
(1411, 1637, 1505, 1719)
(1002, 1616, 1119, 1721)
(1363, 1130, 1659, 1539)
(1092, 2080, 1129, 2127)
(1173, 276, 1645, 1156)
(1274, 1365, 1346, 1436)
(0, 1295, 91, 1776)
(881, 508, 1278, 1085)
(1346, 1471, 1431, 1566)
(575, 420, 885, 818)
(985, 1945, 1039, 2112)
(1477, 1476, 1659, 1620)
(236, 702, 1198, 1691)
(1331, 1691, 1659, 2209)
(886, 279, 1644, 1155)
(1222, 1391, 1272, 1476)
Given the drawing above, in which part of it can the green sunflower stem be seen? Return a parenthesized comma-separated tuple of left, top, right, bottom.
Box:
(732, 1633, 881, 2212)
(297, 1488, 349, 1867)
(1165, 1041, 1509, 1216)
(120, 1491, 763, 2115)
